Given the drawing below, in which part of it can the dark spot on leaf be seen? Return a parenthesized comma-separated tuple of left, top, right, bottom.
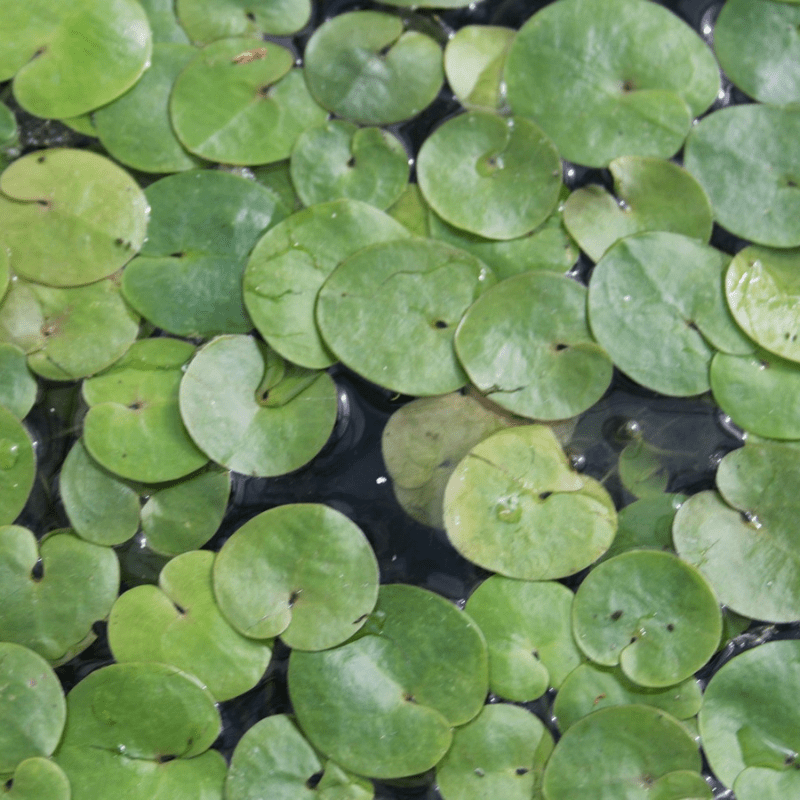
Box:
(32, 46, 46, 59)
(554, 342, 568, 351)
(434, 320, 448, 329)
(377, 43, 392, 57)
(785, 753, 797, 767)
(157, 755, 176, 764)
(759, 360, 770, 369)
(37, 199, 51, 208)
(531, 649, 539, 659)
(685, 319, 699, 332)
(306, 771, 324, 789)
(610, 610, 623, 621)
(438, 458, 453, 468)
(170, 252, 185, 258)
(128, 400, 143, 411)
(173, 602, 186, 615)
(621, 79, 636, 92)
(353, 614, 368, 624)
(641, 773, 654, 787)
(245, 11, 256, 21)
(630, 636, 638, 644)
(257, 84, 274, 98)
(667, 623, 675, 631)
(4, 779, 12, 790)
(403, 692, 416, 703)
(593, 693, 606, 705)
(30, 559, 44, 582)
(347, 156, 356, 167)
(539, 491, 552, 500)
(515, 767, 529, 775)
(474, 768, 485, 777)
(289, 590, 300, 607)
(37, 155, 46, 163)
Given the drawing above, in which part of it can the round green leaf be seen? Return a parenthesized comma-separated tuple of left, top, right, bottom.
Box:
(59, 438, 141, 546)
(57, 661, 220, 757)
(444, 25, 515, 111)
(455, 271, 613, 420)
(0, 343, 37, 420)
(436, 704, 552, 800)
(0, 407, 35, 525)
(317, 238, 495, 396)
(179, 335, 338, 476)
(714, 0, 800, 105)
(710, 348, 800, 440)
(572, 550, 721, 687)
(141, 468, 230, 556)
(599, 493, 685, 562)
(553, 662, 702, 732)
(176, 0, 311, 44)
(382, 392, 518, 529)
(213, 503, 378, 650)
(0, 0, 152, 119)
(542, 705, 703, 800)
(673, 441, 800, 622)
(443, 425, 617, 580)
(290, 121, 409, 210)
(427, 198, 579, 282)
(82, 338, 209, 483)
(3, 758, 70, 800)
(93, 43, 203, 173)
(0, 149, 148, 287)
(170, 38, 326, 165)
(588, 232, 753, 396)
(563, 156, 713, 262)
(243, 199, 411, 369)
(54, 662, 224, 800)
(303, 11, 444, 125)
(699, 640, 800, 789)
(122, 169, 286, 338)
(0, 526, 120, 663)
(464, 576, 582, 702)
(108, 550, 272, 701)
(226, 715, 373, 800)
(505, 0, 718, 167)
(417, 112, 561, 240)
(289, 584, 488, 779)
(0, 643, 65, 774)
(684, 104, 800, 247)
(725, 245, 800, 364)
(0, 275, 139, 381)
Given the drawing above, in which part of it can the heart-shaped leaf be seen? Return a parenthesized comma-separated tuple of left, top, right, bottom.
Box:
(108, 550, 272, 701)
(0, 149, 148, 287)
(179, 335, 338, 477)
(443, 425, 617, 580)
(0, 526, 119, 663)
(0, 408, 35, 525)
(303, 11, 444, 125)
(213, 503, 378, 650)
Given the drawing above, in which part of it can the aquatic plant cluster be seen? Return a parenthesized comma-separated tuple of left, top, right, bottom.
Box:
(1, 0, 800, 798)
